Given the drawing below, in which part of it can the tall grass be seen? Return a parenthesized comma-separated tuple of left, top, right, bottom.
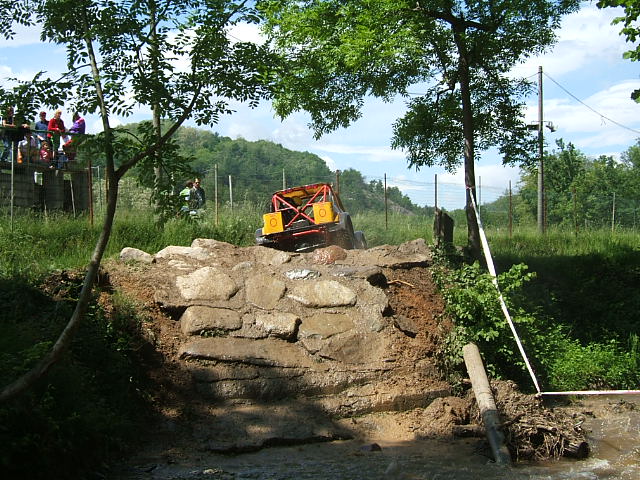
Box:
(352, 211, 433, 246)
(0, 204, 263, 281)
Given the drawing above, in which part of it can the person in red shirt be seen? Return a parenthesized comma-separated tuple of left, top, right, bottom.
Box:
(47, 109, 66, 155)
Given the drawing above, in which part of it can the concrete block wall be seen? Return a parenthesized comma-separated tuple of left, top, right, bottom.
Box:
(0, 163, 90, 212)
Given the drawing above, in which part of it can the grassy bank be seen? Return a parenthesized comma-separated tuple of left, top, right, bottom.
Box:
(436, 226, 640, 392)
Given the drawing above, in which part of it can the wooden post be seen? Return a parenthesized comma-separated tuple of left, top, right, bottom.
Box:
(88, 161, 94, 227)
(462, 343, 512, 465)
(508, 181, 512, 238)
(214, 163, 218, 225)
(434, 173, 438, 211)
(384, 173, 388, 230)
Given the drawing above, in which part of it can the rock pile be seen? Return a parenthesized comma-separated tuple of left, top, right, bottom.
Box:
(120, 238, 450, 451)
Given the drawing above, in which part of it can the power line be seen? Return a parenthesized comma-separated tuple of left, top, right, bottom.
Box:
(544, 72, 640, 136)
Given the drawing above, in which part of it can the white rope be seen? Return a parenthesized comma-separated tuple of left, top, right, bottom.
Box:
(468, 192, 542, 394)
(468, 191, 640, 398)
(540, 390, 640, 396)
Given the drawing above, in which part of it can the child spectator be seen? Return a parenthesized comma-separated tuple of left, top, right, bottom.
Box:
(40, 140, 54, 167)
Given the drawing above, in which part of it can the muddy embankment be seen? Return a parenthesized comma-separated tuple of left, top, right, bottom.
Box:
(105, 239, 599, 479)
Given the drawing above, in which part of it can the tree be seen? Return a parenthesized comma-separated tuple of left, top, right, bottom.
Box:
(0, 0, 273, 401)
(598, 0, 640, 101)
(260, 0, 580, 257)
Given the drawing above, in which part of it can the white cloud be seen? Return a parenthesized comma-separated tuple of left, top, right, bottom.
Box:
(0, 23, 42, 48)
(313, 143, 405, 162)
(227, 23, 265, 45)
(226, 119, 271, 141)
(320, 155, 336, 171)
(512, 6, 627, 78)
(523, 78, 640, 152)
(271, 118, 315, 148)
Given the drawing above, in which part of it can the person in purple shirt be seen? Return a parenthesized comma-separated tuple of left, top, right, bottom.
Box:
(69, 112, 85, 134)
(63, 112, 85, 162)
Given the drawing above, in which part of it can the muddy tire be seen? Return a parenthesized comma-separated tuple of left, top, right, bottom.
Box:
(354, 231, 367, 249)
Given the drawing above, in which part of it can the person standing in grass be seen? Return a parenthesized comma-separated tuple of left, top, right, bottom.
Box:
(191, 178, 206, 209)
(179, 181, 194, 214)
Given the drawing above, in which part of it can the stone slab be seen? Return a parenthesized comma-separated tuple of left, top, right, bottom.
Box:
(180, 306, 243, 336)
(180, 337, 318, 369)
(176, 266, 239, 301)
(288, 280, 356, 308)
(245, 274, 286, 309)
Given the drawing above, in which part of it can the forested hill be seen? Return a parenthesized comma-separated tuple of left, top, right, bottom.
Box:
(172, 126, 432, 216)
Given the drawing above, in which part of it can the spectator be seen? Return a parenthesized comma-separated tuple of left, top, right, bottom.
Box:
(179, 181, 194, 213)
(2, 106, 18, 162)
(191, 178, 206, 208)
(63, 112, 85, 162)
(47, 109, 66, 154)
(17, 129, 38, 164)
(40, 139, 54, 167)
(69, 112, 85, 135)
(34, 111, 49, 147)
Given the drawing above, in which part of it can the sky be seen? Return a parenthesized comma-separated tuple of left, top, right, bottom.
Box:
(1, 4, 639, 209)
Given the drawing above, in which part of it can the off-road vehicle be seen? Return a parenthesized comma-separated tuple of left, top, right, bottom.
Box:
(255, 183, 367, 252)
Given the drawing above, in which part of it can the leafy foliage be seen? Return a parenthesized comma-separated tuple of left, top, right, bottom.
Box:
(260, 0, 580, 253)
(0, 278, 148, 479)
(434, 254, 640, 392)
(508, 140, 640, 229)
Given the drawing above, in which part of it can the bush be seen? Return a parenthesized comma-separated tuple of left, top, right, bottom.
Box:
(0, 277, 148, 480)
(549, 337, 640, 391)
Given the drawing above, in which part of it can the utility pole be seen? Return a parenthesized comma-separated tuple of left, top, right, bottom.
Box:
(537, 66, 545, 234)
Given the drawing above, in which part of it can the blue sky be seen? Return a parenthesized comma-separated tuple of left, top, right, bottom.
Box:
(1, 4, 639, 209)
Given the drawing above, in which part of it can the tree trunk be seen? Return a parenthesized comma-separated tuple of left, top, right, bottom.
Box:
(0, 16, 119, 403)
(454, 26, 481, 260)
(150, 0, 163, 195)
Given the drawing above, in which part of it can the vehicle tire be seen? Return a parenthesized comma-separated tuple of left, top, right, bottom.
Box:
(354, 231, 367, 249)
(337, 213, 356, 249)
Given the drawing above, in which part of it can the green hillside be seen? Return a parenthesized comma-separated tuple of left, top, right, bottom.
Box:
(136, 124, 433, 216)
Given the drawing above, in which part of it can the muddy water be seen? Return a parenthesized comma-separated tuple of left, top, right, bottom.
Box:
(121, 397, 639, 480)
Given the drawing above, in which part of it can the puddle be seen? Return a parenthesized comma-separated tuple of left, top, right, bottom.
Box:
(117, 396, 639, 480)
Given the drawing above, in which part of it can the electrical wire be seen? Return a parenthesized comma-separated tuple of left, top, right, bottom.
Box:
(544, 72, 640, 135)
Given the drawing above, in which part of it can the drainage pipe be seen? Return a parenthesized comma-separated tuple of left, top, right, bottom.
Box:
(463, 342, 512, 465)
